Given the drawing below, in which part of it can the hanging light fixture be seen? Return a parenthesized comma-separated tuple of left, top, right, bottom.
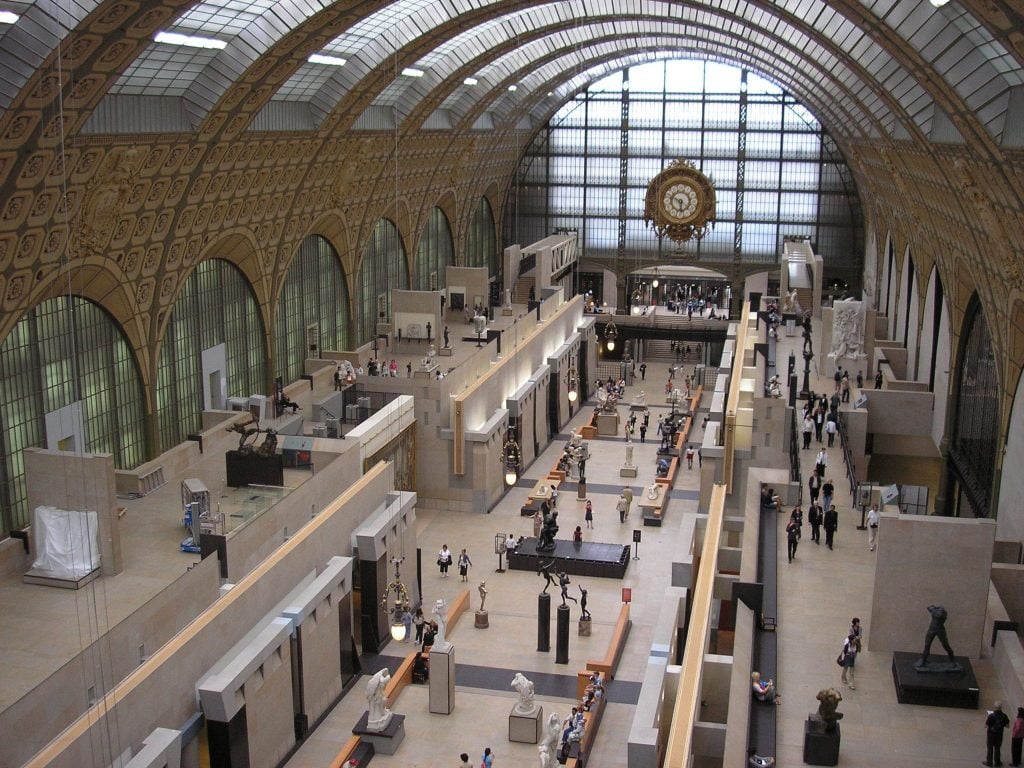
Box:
(566, 364, 579, 403)
(380, 556, 410, 642)
(604, 318, 618, 351)
(501, 425, 522, 486)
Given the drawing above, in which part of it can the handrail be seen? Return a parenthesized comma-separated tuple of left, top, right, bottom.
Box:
(662, 482, 728, 767)
(837, 411, 857, 496)
(722, 301, 751, 493)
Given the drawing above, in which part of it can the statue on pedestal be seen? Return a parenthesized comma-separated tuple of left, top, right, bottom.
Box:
(807, 687, 843, 733)
(537, 509, 559, 551)
(478, 581, 488, 611)
(624, 442, 635, 468)
(365, 668, 393, 731)
(915, 604, 962, 671)
(511, 672, 536, 714)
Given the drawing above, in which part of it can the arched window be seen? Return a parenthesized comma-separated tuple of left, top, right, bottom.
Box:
(357, 219, 408, 345)
(275, 235, 351, 384)
(414, 208, 453, 290)
(946, 296, 998, 517)
(466, 197, 499, 278)
(156, 259, 267, 452)
(0, 297, 145, 533)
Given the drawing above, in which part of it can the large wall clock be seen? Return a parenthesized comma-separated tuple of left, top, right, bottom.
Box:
(643, 159, 716, 243)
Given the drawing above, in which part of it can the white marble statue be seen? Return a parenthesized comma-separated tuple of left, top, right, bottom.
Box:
(432, 597, 448, 647)
(511, 672, 537, 714)
(632, 390, 646, 406)
(830, 298, 866, 359)
(647, 481, 660, 500)
(625, 443, 635, 467)
(782, 288, 798, 313)
(539, 712, 561, 768)
(365, 668, 393, 731)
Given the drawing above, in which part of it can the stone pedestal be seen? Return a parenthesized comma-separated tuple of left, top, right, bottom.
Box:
(556, 604, 570, 664)
(429, 643, 455, 714)
(595, 412, 620, 436)
(803, 720, 840, 766)
(509, 705, 543, 743)
(620, 464, 637, 478)
(538, 593, 551, 652)
(577, 481, 587, 499)
(475, 610, 489, 628)
(578, 618, 592, 636)
(438, 346, 453, 356)
(353, 712, 406, 755)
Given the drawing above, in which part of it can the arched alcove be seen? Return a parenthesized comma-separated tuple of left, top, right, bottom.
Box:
(275, 234, 351, 384)
(356, 219, 409, 345)
(0, 296, 146, 532)
(945, 295, 998, 518)
(414, 208, 454, 291)
(156, 258, 267, 453)
(465, 197, 499, 278)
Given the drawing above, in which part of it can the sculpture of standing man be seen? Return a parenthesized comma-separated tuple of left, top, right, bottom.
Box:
(916, 604, 961, 671)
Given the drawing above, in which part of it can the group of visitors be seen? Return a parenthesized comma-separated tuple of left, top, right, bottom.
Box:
(984, 702, 1024, 767)
(456, 747, 494, 767)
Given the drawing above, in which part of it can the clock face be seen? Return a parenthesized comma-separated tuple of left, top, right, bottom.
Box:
(660, 180, 702, 223)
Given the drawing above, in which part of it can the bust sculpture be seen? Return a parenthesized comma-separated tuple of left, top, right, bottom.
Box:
(511, 672, 536, 714)
(365, 668, 392, 731)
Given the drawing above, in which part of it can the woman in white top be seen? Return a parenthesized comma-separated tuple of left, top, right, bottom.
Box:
(438, 544, 452, 578)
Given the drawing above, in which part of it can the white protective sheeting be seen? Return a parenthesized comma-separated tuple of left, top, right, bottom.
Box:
(31, 506, 100, 579)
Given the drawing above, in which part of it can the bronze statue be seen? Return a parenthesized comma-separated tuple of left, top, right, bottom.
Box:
(226, 417, 260, 454)
(557, 570, 577, 607)
(537, 508, 558, 551)
(916, 604, 961, 671)
(809, 687, 843, 733)
(538, 560, 556, 593)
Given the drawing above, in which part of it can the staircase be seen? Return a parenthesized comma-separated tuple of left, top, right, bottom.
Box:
(512, 275, 534, 304)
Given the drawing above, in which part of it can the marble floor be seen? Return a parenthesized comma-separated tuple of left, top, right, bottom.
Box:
(285, 312, 1004, 768)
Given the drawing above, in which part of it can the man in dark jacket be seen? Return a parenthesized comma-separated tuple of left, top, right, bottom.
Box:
(823, 505, 838, 549)
(986, 701, 1011, 766)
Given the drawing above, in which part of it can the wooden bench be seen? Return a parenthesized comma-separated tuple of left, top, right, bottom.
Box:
(586, 603, 632, 680)
(446, 589, 470, 632)
(565, 694, 607, 767)
(384, 651, 419, 705)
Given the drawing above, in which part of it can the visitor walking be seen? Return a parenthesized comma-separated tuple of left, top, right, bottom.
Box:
(457, 548, 473, 582)
(839, 632, 858, 689)
(824, 505, 838, 549)
(867, 504, 881, 551)
(585, 499, 594, 528)
(438, 544, 452, 577)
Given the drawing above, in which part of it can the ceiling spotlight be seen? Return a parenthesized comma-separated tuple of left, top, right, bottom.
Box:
(929, 0, 950, 6)
(0, 10, 19, 23)
(464, 77, 478, 85)
(154, 31, 227, 49)
(402, 67, 425, 77)
(507, 84, 517, 92)
(308, 53, 346, 66)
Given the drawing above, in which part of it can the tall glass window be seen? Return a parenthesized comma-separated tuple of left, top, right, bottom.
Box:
(156, 259, 267, 452)
(466, 198, 499, 278)
(0, 297, 145, 533)
(274, 235, 351, 384)
(357, 219, 408, 345)
(505, 59, 862, 288)
(414, 208, 454, 290)
(947, 297, 998, 518)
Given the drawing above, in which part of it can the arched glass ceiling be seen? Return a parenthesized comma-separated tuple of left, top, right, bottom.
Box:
(4, 0, 1017, 146)
(434, 37, 872, 143)
(417, 22, 883, 137)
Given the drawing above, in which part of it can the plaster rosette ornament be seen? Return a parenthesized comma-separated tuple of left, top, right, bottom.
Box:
(643, 158, 716, 243)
